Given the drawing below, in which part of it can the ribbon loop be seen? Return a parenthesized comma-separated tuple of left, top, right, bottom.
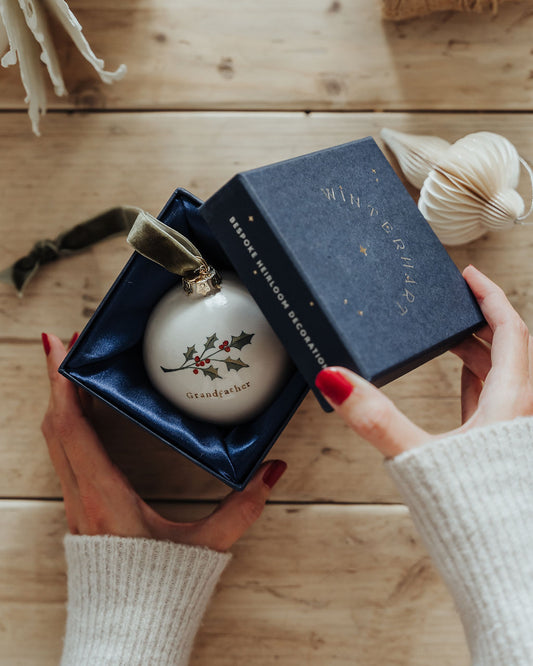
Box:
(127, 210, 205, 277)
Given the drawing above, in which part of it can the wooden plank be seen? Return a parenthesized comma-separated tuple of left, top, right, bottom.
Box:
(0, 500, 468, 665)
(1, 111, 532, 501)
(1, 0, 533, 114)
(0, 339, 468, 501)
(1, 111, 532, 340)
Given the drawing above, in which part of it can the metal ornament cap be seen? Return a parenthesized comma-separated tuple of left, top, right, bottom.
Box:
(182, 263, 222, 297)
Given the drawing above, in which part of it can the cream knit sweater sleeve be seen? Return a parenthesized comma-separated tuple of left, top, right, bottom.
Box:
(386, 417, 533, 666)
(60, 418, 533, 666)
(61, 536, 231, 666)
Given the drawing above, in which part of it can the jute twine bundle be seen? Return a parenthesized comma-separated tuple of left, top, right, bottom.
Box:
(381, 0, 514, 20)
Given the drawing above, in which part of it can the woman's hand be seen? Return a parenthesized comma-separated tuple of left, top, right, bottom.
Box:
(315, 265, 533, 458)
(41, 333, 286, 551)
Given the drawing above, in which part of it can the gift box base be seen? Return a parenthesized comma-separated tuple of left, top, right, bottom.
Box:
(60, 189, 308, 490)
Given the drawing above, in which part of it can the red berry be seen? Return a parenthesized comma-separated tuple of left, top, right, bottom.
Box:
(195, 356, 200, 362)
(206, 358, 210, 363)
(219, 344, 224, 349)
(223, 340, 229, 346)
(200, 361, 205, 366)
(225, 346, 230, 352)
(193, 368, 198, 374)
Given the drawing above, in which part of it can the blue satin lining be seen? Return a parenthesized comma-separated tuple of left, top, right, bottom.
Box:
(60, 190, 309, 488)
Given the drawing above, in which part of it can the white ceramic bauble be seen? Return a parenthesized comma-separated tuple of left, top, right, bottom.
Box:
(143, 273, 290, 425)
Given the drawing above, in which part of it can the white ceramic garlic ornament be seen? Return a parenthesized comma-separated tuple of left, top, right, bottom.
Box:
(381, 128, 533, 246)
(128, 211, 290, 425)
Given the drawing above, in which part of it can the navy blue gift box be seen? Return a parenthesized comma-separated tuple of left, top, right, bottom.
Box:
(59, 189, 308, 490)
(60, 137, 485, 489)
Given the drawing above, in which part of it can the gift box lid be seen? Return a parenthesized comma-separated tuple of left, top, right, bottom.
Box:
(199, 137, 485, 407)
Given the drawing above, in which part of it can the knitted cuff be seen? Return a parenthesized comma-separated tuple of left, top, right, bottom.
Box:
(385, 417, 533, 666)
(61, 535, 231, 666)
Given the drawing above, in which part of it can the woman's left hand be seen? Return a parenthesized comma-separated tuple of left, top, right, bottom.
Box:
(41, 332, 286, 552)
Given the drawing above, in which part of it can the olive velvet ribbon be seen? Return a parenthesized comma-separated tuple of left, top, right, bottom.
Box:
(0, 207, 206, 296)
(126, 210, 206, 278)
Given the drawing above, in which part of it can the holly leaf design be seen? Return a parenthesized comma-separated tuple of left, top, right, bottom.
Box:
(222, 356, 250, 372)
(230, 331, 254, 350)
(183, 345, 197, 362)
(201, 365, 221, 380)
(204, 333, 218, 352)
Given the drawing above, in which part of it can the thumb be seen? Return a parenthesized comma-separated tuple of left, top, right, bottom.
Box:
(195, 459, 287, 552)
(315, 367, 430, 458)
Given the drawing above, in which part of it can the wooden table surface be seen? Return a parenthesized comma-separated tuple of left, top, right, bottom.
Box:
(1, 2, 533, 664)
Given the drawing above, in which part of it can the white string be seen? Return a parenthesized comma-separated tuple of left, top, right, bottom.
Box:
(516, 156, 533, 223)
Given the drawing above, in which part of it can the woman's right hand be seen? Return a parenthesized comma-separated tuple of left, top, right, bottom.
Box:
(41, 333, 287, 551)
(315, 265, 533, 458)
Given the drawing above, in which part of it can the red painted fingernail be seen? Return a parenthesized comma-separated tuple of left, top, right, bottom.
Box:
(262, 460, 287, 489)
(315, 368, 354, 406)
(68, 332, 79, 350)
(41, 332, 51, 356)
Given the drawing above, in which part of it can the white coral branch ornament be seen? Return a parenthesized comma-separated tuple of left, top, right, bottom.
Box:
(381, 128, 533, 246)
(0, 0, 126, 135)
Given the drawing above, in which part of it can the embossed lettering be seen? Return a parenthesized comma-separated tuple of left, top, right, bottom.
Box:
(396, 302, 408, 316)
(403, 288, 415, 303)
(318, 184, 421, 317)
